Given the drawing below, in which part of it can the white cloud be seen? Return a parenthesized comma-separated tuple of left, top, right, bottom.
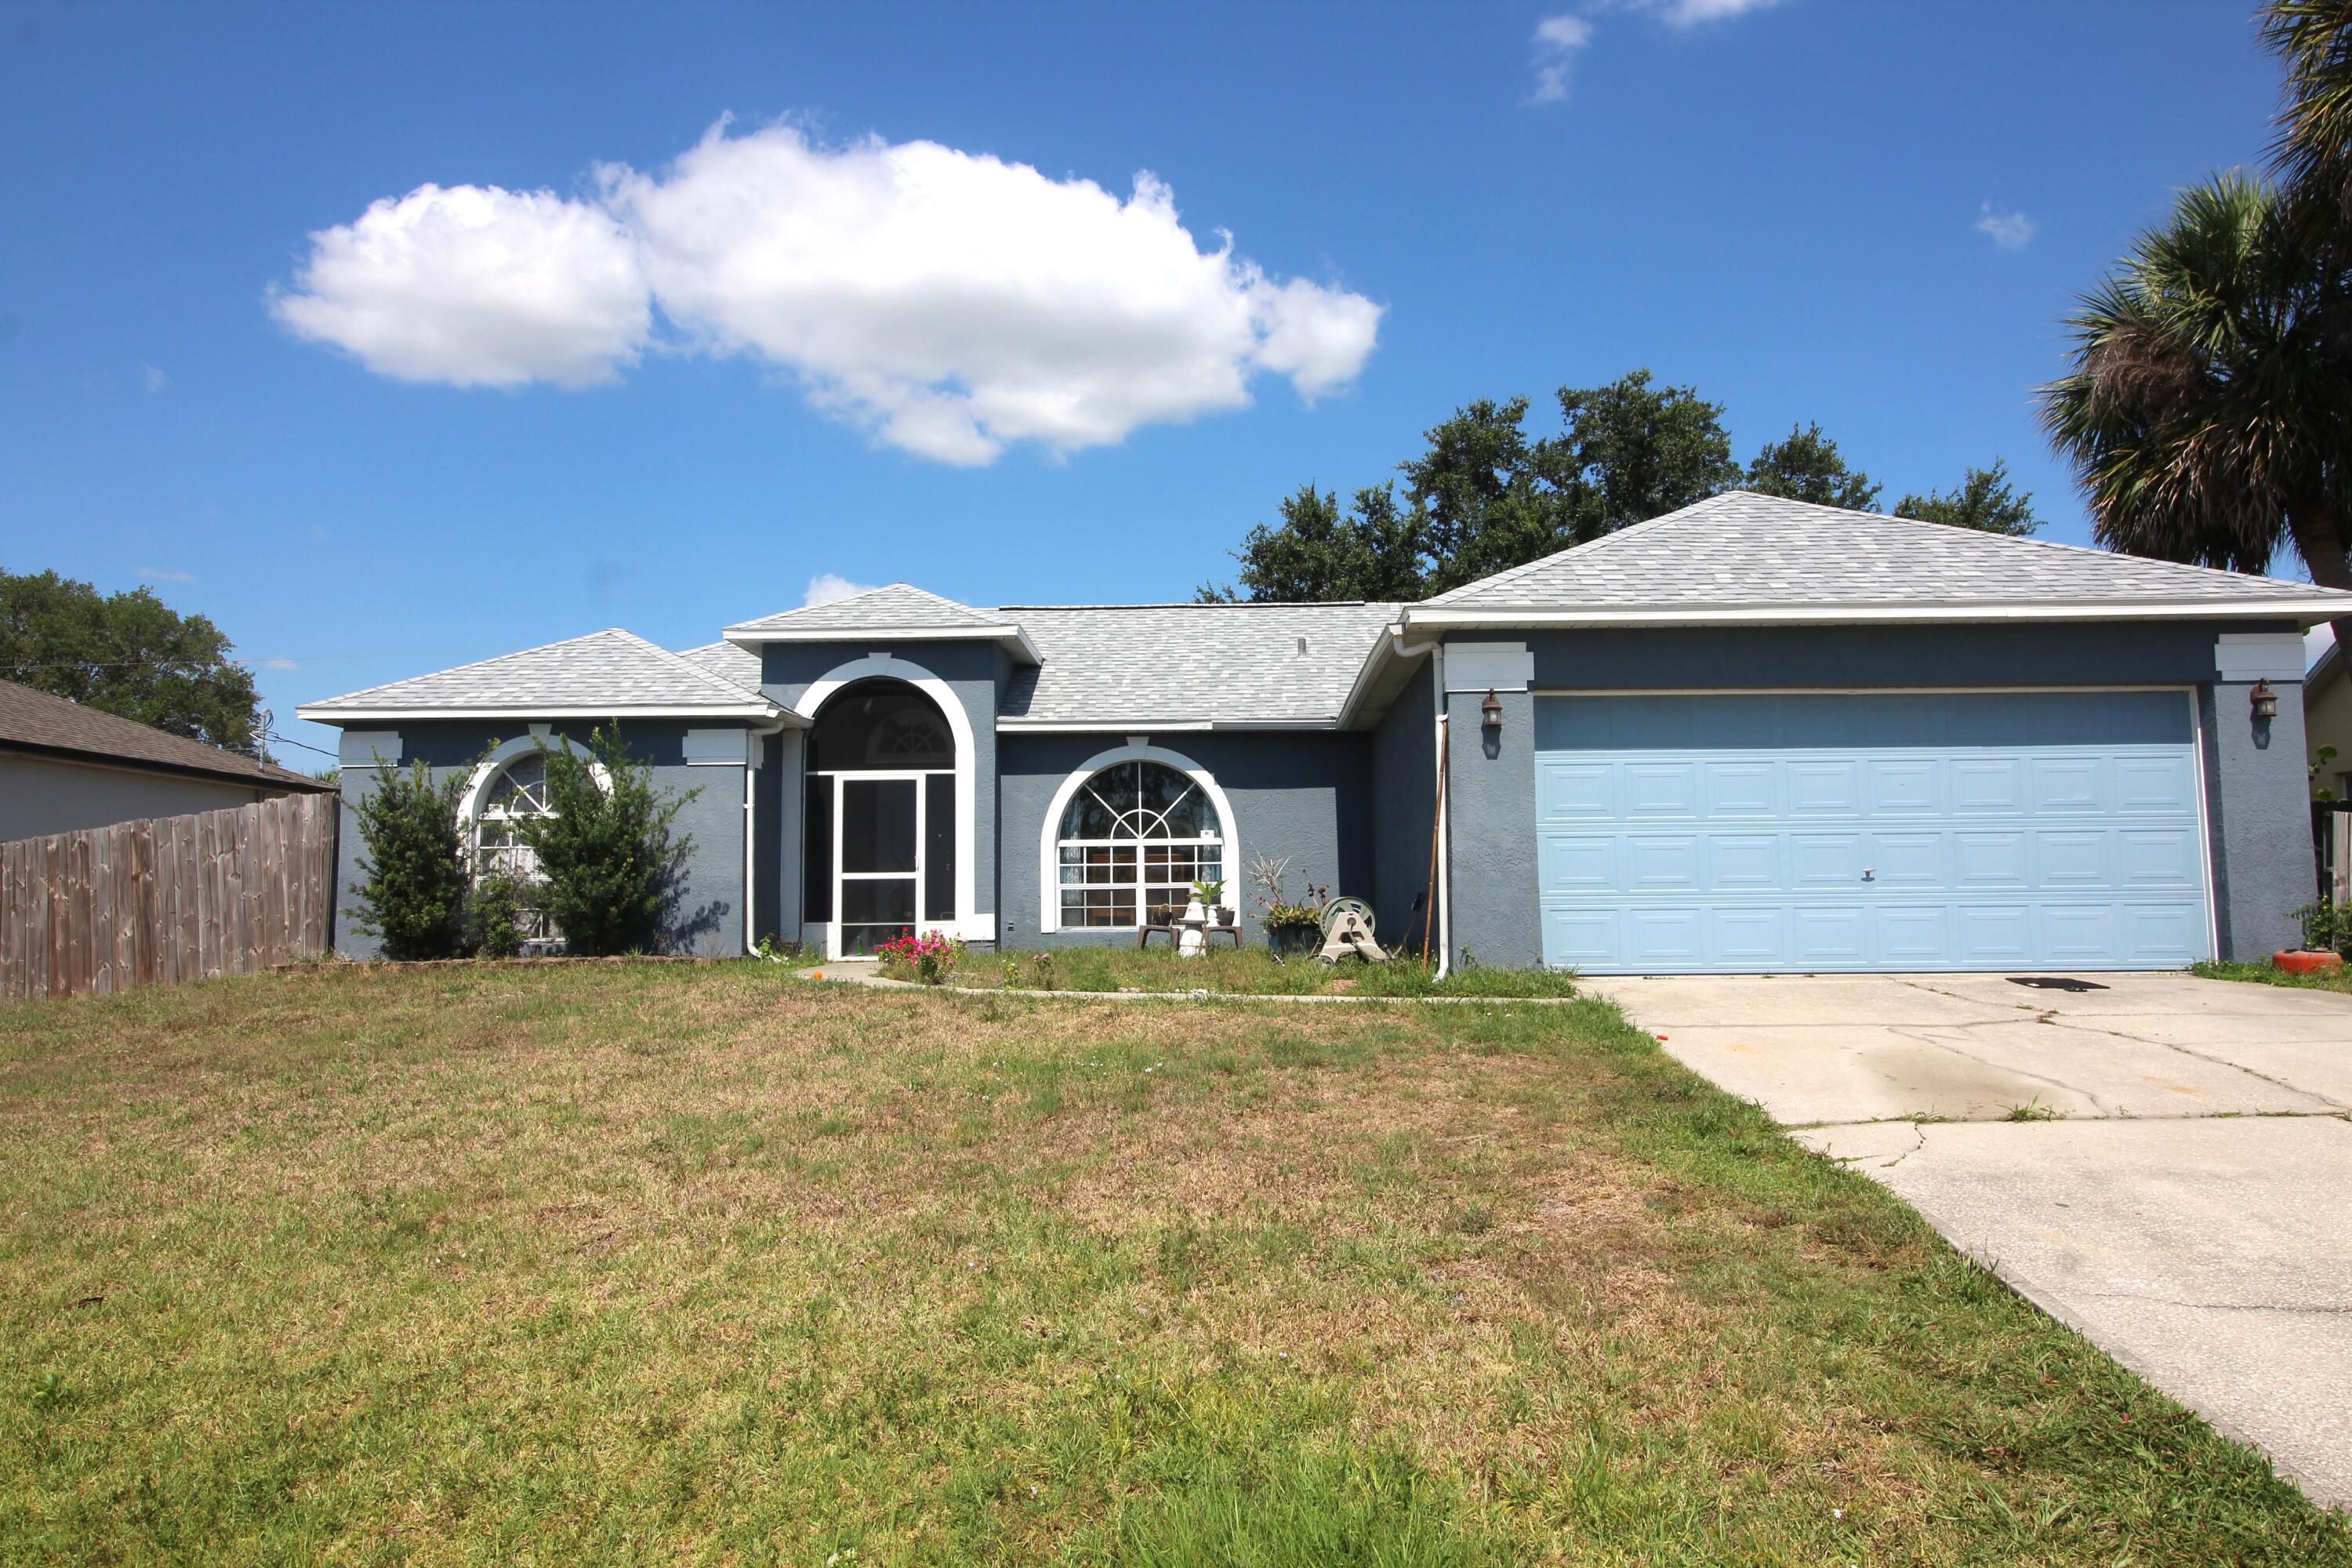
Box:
(804, 572, 879, 608)
(140, 566, 194, 583)
(1529, 15, 1595, 103)
(271, 183, 652, 387)
(1530, 0, 1778, 105)
(270, 122, 1381, 463)
(1646, 0, 1780, 26)
(140, 364, 166, 392)
(1975, 201, 2038, 250)
(256, 656, 302, 672)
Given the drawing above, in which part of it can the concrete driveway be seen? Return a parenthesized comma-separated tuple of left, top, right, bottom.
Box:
(1592, 971, 2352, 1508)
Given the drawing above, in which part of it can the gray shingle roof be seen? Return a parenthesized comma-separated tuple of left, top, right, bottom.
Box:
(1426, 490, 2352, 610)
(300, 630, 776, 717)
(0, 680, 329, 791)
(676, 640, 763, 692)
(727, 583, 1004, 635)
(1000, 603, 1400, 725)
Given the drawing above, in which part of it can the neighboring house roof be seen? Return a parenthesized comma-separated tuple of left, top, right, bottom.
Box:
(997, 602, 1402, 728)
(1420, 490, 2352, 622)
(296, 629, 782, 722)
(2310, 637, 2343, 691)
(722, 583, 1041, 661)
(0, 679, 328, 792)
(676, 640, 764, 692)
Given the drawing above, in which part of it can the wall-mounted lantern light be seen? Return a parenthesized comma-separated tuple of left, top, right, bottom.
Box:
(1480, 689, 1503, 729)
(2251, 679, 2279, 720)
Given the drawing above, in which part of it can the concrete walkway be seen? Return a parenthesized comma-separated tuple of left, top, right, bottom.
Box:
(1592, 971, 2352, 1509)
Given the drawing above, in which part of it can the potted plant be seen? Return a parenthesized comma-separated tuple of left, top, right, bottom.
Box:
(1247, 849, 1327, 957)
(2278, 902, 2347, 975)
(1192, 878, 1233, 927)
(1264, 899, 1324, 957)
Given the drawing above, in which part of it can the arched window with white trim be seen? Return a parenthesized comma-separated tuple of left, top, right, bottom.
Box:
(474, 751, 554, 881)
(1055, 760, 1228, 927)
(459, 736, 612, 948)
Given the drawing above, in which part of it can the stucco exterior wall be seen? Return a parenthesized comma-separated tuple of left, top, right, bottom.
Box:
(0, 752, 302, 843)
(1442, 620, 2315, 970)
(333, 720, 750, 960)
(997, 731, 1374, 948)
(1519, 621, 2258, 691)
(1443, 682, 1541, 969)
(1370, 659, 1438, 952)
(2205, 680, 2314, 959)
(753, 728, 793, 948)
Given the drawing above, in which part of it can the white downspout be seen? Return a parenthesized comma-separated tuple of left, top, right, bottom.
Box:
(743, 762, 757, 956)
(1432, 640, 1451, 981)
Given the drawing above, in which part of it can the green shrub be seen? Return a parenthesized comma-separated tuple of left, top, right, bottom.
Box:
(515, 726, 697, 956)
(2294, 900, 2351, 955)
(466, 872, 534, 959)
(347, 757, 469, 960)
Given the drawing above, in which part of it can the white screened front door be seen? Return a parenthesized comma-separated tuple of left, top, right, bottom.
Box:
(829, 771, 953, 957)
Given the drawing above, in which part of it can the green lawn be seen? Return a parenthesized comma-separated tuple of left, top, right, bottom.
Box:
(1, 964, 2343, 1565)
(2193, 956, 2352, 993)
(926, 944, 1586, 999)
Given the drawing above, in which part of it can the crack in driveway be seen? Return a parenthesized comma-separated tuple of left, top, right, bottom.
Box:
(2034, 1015, 2352, 1115)
(1603, 971, 2352, 1510)
(1859, 977, 2352, 1119)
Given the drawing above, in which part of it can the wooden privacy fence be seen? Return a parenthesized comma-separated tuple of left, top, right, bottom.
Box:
(2315, 802, 2352, 908)
(0, 792, 337, 1002)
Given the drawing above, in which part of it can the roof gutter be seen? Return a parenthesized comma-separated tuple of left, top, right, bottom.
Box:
(295, 703, 796, 724)
(721, 622, 1044, 665)
(992, 717, 1345, 734)
(1332, 624, 1440, 731)
(0, 738, 333, 794)
(1400, 598, 2352, 630)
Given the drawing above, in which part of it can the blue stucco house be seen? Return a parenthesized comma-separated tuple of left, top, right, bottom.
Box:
(299, 492, 2352, 973)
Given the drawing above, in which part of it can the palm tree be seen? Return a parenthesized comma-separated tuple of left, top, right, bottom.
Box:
(2042, 176, 2352, 637)
(2267, 0, 2352, 212)
(2042, 3, 2352, 652)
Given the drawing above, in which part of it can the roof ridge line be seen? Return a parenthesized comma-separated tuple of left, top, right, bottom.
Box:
(726, 580, 1004, 630)
(617, 630, 782, 708)
(1000, 600, 1386, 611)
(1846, 501, 2339, 588)
(314, 626, 643, 704)
(1427, 496, 1728, 603)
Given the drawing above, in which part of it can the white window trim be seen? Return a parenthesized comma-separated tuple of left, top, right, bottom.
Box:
(459, 735, 613, 849)
(797, 654, 980, 942)
(1036, 743, 1239, 935)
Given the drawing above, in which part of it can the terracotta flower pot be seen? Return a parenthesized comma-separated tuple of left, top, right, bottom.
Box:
(2274, 949, 2344, 975)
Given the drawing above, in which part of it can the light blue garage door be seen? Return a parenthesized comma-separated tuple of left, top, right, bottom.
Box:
(1535, 691, 2212, 973)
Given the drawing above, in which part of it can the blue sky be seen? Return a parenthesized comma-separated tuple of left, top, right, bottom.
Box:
(0, 1, 2290, 764)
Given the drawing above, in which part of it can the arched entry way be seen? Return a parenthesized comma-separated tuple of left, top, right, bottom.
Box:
(803, 678, 957, 956)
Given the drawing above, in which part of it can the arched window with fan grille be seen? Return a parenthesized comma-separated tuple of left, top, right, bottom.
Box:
(1053, 758, 1229, 928)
